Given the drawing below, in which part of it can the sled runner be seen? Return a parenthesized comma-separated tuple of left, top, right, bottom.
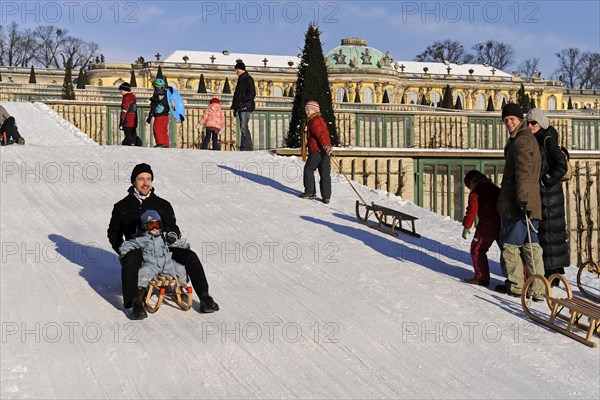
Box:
(355, 201, 420, 238)
(144, 275, 193, 313)
(521, 274, 600, 348)
(577, 260, 600, 303)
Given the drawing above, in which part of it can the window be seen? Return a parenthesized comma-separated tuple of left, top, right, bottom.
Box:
(272, 86, 283, 97)
(547, 96, 557, 110)
(476, 93, 486, 110)
(431, 91, 441, 107)
(407, 91, 418, 104)
(363, 87, 374, 104)
(336, 87, 346, 102)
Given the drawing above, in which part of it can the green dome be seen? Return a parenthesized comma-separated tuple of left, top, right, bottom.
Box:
(326, 38, 394, 70)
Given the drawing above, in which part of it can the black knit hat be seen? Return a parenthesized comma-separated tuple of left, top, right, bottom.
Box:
(234, 61, 246, 71)
(501, 103, 524, 120)
(119, 82, 132, 92)
(130, 163, 153, 184)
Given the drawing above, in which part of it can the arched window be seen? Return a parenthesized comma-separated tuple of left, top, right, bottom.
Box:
(455, 93, 464, 108)
(384, 88, 392, 103)
(476, 93, 486, 110)
(499, 95, 508, 108)
(363, 87, 374, 103)
(336, 87, 346, 102)
(547, 96, 557, 110)
(407, 90, 418, 104)
(272, 86, 283, 97)
(431, 91, 441, 107)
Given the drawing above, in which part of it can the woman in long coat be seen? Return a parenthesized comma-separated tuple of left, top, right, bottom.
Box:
(525, 109, 570, 284)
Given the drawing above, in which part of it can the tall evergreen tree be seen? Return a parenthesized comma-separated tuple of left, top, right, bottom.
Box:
(284, 24, 337, 148)
(130, 70, 137, 87)
(382, 90, 390, 104)
(441, 84, 454, 108)
(354, 91, 361, 103)
(486, 95, 495, 111)
(0, 71, 2, 82)
(76, 68, 86, 89)
(454, 95, 463, 110)
(61, 58, 75, 100)
(530, 98, 536, 109)
(156, 65, 164, 80)
(28, 66, 37, 84)
(501, 97, 507, 108)
(517, 83, 531, 112)
(567, 96, 573, 109)
(222, 77, 231, 94)
(197, 73, 207, 93)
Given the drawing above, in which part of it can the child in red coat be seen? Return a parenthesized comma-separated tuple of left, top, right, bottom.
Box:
(119, 82, 139, 146)
(461, 170, 501, 287)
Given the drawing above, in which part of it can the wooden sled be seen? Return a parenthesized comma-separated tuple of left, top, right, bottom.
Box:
(355, 201, 420, 238)
(577, 260, 600, 303)
(521, 274, 600, 348)
(144, 275, 193, 313)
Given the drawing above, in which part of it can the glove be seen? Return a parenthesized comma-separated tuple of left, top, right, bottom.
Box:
(146, 114, 152, 124)
(516, 201, 528, 219)
(179, 115, 185, 123)
(462, 228, 470, 240)
(119, 118, 125, 130)
(323, 146, 332, 155)
(165, 231, 179, 245)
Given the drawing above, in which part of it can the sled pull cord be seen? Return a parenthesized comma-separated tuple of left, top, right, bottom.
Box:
(331, 154, 368, 205)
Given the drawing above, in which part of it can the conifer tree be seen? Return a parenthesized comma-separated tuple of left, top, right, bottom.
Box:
(501, 97, 507, 109)
(382, 90, 390, 103)
(0, 71, 2, 82)
(28, 66, 37, 84)
(61, 58, 75, 100)
(354, 91, 361, 103)
(76, 68, 86, 89)
(486, 95, 495, 111)
(342, 91, 348, 102)
(530, 98, 536, 109)
(130, 70, 137, 87)
(441, 84, 453, 109)
(517, 83, 531, 112)
(454, 96, 462, 110)
(284, 24, 337, 148)
(197, 74, 207, 93)
(567, 96, 573, 109)
(156, 65, 164, 80)
(222, 77, 231, 94)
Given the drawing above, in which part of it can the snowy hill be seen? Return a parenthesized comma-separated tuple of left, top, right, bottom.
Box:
(1, 102, 598, 399)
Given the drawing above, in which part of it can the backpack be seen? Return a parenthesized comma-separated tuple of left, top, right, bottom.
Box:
(544, 136, 573, 182)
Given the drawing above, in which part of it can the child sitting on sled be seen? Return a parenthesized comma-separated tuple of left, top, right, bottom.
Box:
(119, 210, 189, 297)
(461, 170, 501, 287)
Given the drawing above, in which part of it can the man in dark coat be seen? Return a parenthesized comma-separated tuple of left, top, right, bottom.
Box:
(526, 109, 570, 285)
(230, 61, 256, 151)
(108, 163, 219, 319)
(496, 104, 545, 299)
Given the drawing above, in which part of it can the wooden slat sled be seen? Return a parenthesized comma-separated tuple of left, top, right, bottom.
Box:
(521, 274, 600, 348)
(355, 201, 420, 238)
(144, 275, 193, 313)
(577, 260, 600, 303)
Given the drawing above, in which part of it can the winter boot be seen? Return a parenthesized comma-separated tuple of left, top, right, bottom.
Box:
(131, 288, 148, 320)
(300, 193, 316, 199)
(463, 276, 489, 287)
(199, 295, 219, 313)
(17, 137, 25, 145)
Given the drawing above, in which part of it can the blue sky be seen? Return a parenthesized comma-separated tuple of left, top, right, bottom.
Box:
(3, 0, 599, 78)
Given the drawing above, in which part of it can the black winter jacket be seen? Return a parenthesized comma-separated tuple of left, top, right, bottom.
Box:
(535, 126, 570, 271)
(149, 93, 170, 117)
(231, 72, 256, 112)
(107, 187, 180, 253)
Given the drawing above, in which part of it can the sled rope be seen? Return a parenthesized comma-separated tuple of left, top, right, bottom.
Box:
(331, 154, 368, 205)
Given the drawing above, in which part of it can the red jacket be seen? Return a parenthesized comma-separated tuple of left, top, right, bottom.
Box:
(306, 114, 331, 154)
(462, 179, 501, 239)
(120, 92, 138, 128)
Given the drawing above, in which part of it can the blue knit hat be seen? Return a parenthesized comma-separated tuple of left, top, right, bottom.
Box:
(141, 210, 161, 224)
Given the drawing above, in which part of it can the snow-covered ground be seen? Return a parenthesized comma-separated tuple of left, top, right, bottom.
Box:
(1, 102, 598, 399)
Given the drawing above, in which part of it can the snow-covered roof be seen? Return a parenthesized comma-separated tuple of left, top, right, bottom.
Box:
(163, 50, 301, 69)
(389, 60, 512, 77)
